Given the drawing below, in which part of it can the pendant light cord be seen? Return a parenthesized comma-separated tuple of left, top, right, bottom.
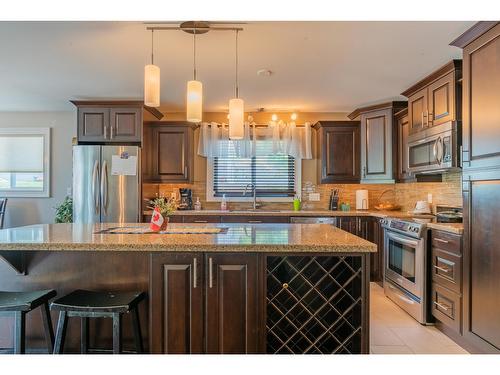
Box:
(193, 29, 197, 80)
(151, 30, 154, 65)
(235, 30, 239, 98)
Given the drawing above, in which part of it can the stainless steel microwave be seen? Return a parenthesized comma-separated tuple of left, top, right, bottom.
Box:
(407, 122, 460, 174)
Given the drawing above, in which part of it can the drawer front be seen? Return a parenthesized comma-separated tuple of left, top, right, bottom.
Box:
(431, 230, 462, 255)
(431, 284, 462, 334)
(169, 215, 184, 223)
(431, 248, 462, 293)
(221, 216, 289, 224)
(182, 215, 221, 223)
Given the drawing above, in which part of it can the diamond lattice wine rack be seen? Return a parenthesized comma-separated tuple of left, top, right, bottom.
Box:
(266, 255, 365, 354)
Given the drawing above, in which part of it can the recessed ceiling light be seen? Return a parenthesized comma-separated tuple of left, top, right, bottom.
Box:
(257, 69, 273, 77)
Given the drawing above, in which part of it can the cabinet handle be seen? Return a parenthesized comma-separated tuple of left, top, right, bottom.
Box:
(426, 110, 430, 126)
(110, 125, 115, 139)
(434, 301, 451, 311)
(193, 257, 197, 288)
(248, 220, 262, 223)
(209, 257, 213, 288)
(434, 265, 450, 273)
(421, 112, 424, 127)
(194, 220, 208, 223)
(184, 166, 188, 178)
(362, 166, 366, 178)
(434, 238, 449, 244)
(104, 126, 108, 140)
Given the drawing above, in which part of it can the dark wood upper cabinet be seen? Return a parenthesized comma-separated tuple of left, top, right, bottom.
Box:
(150, 253, 204, 354)
(401, 60, 462, 136)
(460, 23, 500, 171)
(395, 108, 414, 182)
(205, 253, 260, 354)
(408, 88, 428, 134)
(142, 122, 195, 183)
(77, 107, 109, 142)
(348, 102, 407, 184)
(72, 100, 163, 144)
(314, 121, 360, 184)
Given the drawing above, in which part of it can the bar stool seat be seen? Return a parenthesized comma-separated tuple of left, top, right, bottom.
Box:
(51, 290, 145, 354)
(0, 290, 56, 354)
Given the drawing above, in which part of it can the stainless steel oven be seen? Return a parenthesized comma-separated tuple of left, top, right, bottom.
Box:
(407, 121, 460, 174)
(381, 218, 430, 324)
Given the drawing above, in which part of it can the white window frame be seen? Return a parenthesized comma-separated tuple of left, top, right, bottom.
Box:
(0, 127, 51, 198)
(206, 156, 301, 203)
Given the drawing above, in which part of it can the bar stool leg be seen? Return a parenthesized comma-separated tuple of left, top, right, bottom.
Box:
(14, 311, 26, 354)
(81, 317, 89, 354)
(112, 313, 122, 354)
(131, 308, 144, 353)
(41, 303, 55, 353)
(53, 311, 68, 354)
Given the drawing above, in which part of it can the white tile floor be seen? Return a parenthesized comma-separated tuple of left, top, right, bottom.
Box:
(370, 283, 469, 354)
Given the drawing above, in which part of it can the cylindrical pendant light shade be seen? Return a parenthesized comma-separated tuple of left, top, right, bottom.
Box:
(144, 64, 160, 107)
(229, 98, 245, 140)
(187, 80, 203, 123)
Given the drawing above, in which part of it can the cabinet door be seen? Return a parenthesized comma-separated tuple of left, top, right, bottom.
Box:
(205, 253, 260, 353)
(336, 216, 358, 234)
(319, 124, 360, 183)
(150, 253, 203, 354)
(408, 88, 428, 134)
(109, 107, 142, 142)
(462, 24, 500, 170)
(360, 108, 394, 183)
(77, 107, 109, 142)
(146, 125, 193, 183)
(428, 72, 456, 127)
(371, 218, 385, 284)
(463, 178, 500, 351)
(396, 114, 413, 181)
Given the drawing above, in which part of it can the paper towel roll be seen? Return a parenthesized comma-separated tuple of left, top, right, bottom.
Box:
(356, 190, 369, 210)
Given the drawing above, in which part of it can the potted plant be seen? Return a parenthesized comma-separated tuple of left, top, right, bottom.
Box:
(147, 196, 176, 231)
(54, 196, 73, 223)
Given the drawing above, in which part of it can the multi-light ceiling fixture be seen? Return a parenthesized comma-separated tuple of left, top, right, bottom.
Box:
(143, 22, 245, 138)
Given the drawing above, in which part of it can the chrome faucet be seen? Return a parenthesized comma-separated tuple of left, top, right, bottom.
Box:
(243, 183, 259, 210)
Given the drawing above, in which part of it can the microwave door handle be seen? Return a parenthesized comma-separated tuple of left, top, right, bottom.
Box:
(432, 138, 439, 163)
(437, 137, 444, 164)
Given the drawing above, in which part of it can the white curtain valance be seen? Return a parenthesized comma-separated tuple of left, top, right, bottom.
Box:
(197, 120, 313, 160)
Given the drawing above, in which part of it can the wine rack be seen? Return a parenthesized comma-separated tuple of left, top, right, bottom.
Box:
(266, 255, 364, 354)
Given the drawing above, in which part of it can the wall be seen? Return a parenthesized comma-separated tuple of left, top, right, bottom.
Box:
(143, 111, 463, 213)
(0, 112, 75, 228)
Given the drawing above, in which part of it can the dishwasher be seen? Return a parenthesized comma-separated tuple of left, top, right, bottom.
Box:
(290, 217, 337, 225)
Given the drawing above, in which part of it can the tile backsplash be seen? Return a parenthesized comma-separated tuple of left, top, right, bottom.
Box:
(143, 172, 462, 213)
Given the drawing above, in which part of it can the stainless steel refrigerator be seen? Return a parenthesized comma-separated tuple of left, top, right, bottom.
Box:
(73, 145, 140, 223)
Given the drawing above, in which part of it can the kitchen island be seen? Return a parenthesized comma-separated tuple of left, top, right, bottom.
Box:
(0, 222, 376, 354)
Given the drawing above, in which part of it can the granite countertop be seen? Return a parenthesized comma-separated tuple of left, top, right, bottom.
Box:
(427, 222, 464, 235)
(143, 209, 427, 219)
(0, 223, 377, 253)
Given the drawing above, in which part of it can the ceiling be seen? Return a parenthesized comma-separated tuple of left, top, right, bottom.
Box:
(0, 21, 474, 112)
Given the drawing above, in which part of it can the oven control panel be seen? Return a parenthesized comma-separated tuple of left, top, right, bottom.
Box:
(380, 218, 425, 238)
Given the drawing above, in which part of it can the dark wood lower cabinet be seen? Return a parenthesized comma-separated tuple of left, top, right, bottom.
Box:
(150, 253, 260, 354)
(150, 253, 203, 354)
(205, 253, 260, 353)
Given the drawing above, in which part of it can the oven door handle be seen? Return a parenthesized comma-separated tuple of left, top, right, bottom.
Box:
(387, 232, 419, 248)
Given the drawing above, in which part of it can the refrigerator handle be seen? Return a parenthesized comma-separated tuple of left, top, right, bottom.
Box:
(101, 160, 108, 216)
(92, 160, 100, 215)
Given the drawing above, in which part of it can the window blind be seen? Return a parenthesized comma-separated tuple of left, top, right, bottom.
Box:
(213, 140, 296, 197)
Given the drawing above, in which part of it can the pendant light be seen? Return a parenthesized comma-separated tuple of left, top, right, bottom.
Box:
(229, 30, 244, 140)
(144, 30, 160, 108)
(186, 29, 203, 123)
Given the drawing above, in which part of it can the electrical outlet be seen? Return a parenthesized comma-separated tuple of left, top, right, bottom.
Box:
(309, 193, 320, 201)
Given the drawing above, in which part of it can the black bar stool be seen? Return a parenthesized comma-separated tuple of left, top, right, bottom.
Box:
(0, 290, 56, 354)
(51, 290, 145, 354)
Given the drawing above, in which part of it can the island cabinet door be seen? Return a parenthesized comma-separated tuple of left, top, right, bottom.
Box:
(204, 253, 261, 354)
(150, 253, 203, 354)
